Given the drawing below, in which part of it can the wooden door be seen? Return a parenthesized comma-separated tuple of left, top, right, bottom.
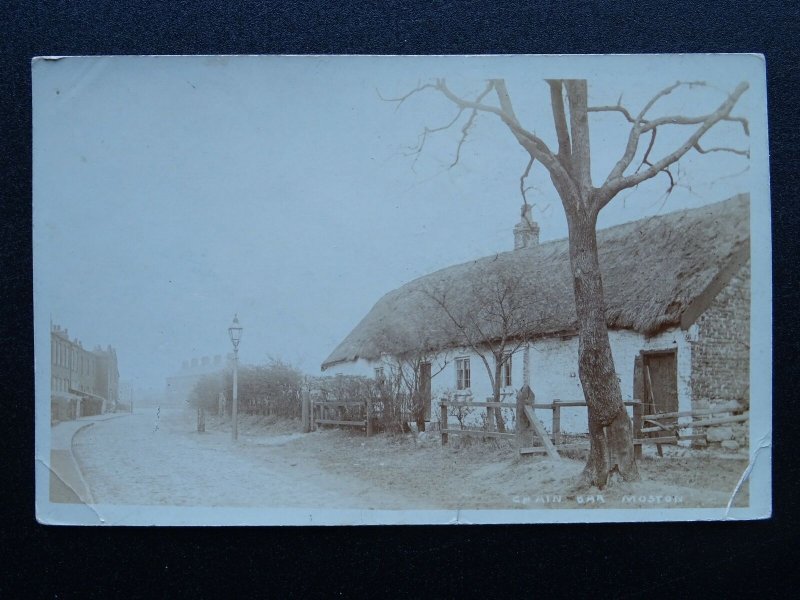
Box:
(420, 362, 432, 420)
(642, 352, 678, 437)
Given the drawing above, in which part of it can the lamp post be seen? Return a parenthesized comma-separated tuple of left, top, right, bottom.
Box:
(228, 314, 243, 441)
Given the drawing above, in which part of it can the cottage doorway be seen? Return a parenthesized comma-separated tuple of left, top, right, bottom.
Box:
(642, 351, 678, 416)
(632, 350, 679, 456)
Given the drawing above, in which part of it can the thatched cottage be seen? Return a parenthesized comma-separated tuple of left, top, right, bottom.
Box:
(322, 194, 751, 433)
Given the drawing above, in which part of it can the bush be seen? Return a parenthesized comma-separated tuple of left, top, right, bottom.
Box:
(188, 359, 305, 418)
(188, 373, 225, 412)
(308, 374, 416, 434)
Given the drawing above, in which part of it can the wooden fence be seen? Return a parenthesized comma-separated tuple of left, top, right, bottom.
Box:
(439, 400, 517, 443)
(438, 391, 640, 460)
(301, 387, 748, 455)
(308, 396, 374, 436)
(634, 403, 748, 457)
(440, 386, 748, 459)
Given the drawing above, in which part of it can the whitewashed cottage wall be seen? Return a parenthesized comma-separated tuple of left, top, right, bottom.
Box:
(324, 326, 693, 435)
(529, 328, 693, 433)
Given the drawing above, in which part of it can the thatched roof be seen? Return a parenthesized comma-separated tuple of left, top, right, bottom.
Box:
(322, 194, 750, 370)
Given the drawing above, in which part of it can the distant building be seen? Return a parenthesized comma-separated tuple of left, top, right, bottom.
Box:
(50, 324, 120, 423)
(165, 354, 230, 406)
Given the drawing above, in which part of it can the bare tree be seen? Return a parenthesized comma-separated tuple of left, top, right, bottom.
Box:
(374, 320, 450, 433)
(424, 264, 541, 433)
(386, 78, 749, 488)
(382, 350, 450, 432)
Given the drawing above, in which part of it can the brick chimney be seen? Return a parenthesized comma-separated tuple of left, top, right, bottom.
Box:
(513, 204, 540, 250)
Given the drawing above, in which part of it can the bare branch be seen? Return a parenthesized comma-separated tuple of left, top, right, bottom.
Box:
(636, 80, 695, 120)
(602, 80, 742, 196)
(433, 79, 563, 174)
(422, 266, 544, 397)
(424, 289, 485, 356)
(519, 155, 534, 205)
(449, 82, 494, 168)
(587, 104, 637, 123)
(724, 115, 750, 135)
(405, 109, 464, 169)
(693, 141, 749, 157)
(376, 82, 438, 112)
(600, 81, 749, 206)
(450, 113, 476, 167)
(491, 79, 521, 123)
(409, 78, 581, 205)
(659, 166, 676, 192)
(642, 113, 738, 132)
(635, 128, 658, 174)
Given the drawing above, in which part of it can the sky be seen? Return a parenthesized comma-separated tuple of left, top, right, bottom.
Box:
(32, 55, 764, 394)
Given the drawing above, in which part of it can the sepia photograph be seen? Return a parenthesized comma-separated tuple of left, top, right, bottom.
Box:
(33, 54, 771, 525)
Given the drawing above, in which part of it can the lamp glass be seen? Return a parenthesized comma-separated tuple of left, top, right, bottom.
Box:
(228, 314, 242, 348)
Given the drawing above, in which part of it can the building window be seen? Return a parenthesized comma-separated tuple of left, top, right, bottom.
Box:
(456, 357, 471, 390)
(500, 354, 512, 388)
(374, 367, 384, 382)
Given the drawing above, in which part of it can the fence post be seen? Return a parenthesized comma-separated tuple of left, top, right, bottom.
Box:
(440, 401, 448, 445)
(552, 399, 562, 445)
(197, 406, 206, 433)
(365, 396, 373, 437)
(633, 399, 643, 460)
(302, 390, 311, 433)
(516, 385, 534, 450)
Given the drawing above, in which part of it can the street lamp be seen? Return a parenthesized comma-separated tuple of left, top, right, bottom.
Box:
(228, 313, 243, 441)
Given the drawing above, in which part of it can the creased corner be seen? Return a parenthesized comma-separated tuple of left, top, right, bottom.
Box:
(38, 446, 105, 524)
(724, 432, 771, 518)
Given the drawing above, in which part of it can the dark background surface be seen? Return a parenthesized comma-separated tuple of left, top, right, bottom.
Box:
(2, 1, 798, 597)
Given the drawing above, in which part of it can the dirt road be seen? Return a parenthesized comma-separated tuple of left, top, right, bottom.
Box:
(73, 407, 426, 508)
(73, 407, 749, 510)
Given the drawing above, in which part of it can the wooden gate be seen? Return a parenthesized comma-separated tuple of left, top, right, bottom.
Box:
(311, 398, 373, 436)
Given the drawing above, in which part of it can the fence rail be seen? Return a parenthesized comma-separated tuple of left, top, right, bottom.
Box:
(440, 429, 516, 439)
(309, 397, 373, 436)
(303, 386, 747, 459)
(439, 389, 748, 460)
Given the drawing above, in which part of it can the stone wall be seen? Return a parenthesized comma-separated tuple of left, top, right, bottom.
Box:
(687, 260, 751, 451)
(690, 260, 751, 410)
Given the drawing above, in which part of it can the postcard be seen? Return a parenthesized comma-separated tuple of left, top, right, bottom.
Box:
(33, 54, 771, 525)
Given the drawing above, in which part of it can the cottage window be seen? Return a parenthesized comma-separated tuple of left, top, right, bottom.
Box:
(456, 357, 471, 390)
(500, 354, 512, 388)
(374, 367, 385, 382)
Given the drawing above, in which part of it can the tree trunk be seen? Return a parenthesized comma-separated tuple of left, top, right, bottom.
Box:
(492, 359, 507, 433)
(568, 209, 639, 488)
(413, 390, 426, 432)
